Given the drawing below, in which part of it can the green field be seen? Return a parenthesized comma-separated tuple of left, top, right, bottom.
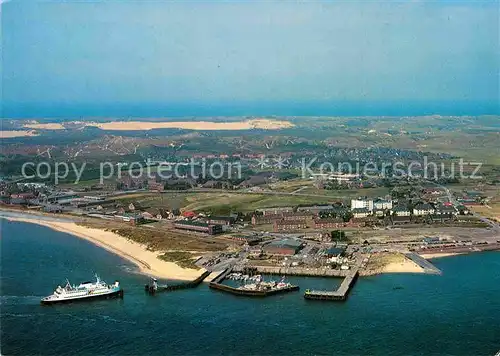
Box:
(117, 191, 334, 214)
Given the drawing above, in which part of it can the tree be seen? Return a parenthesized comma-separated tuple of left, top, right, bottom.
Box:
(330, 230, 347, 242)
(342, 211, 353, 222)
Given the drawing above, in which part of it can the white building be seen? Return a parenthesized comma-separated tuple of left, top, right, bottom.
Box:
(309, 173, 359, 182)
(391, 205, 411, 216)
(352, 208, 370, 218)
(373, 199, 393, 210)
(351, 199, 374, 212)
(413, 203, 435, 216)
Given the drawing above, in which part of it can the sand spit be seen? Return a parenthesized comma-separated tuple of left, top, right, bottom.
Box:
(23, 123, 66, 130)
(90, 119, 294, 131)
(0, 130, 39, 138)
(22, 119, 294, 132)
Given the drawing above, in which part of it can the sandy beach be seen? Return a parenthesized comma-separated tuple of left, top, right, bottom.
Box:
(382, 259, 425, 274)
(2, 215, 205, 281)
(362, 252, 425, 275)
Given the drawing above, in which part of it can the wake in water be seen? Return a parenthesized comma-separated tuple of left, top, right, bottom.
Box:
(61, 313, 137, 324)
(0, 295, 45, 305)
(3, 313, 37, 318)
(101, 315, 137, 324)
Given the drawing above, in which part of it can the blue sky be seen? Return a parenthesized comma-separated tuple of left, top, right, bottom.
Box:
(2, 1, 499, 116)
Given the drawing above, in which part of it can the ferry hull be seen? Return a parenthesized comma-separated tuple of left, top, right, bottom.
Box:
(40, 289, 124, 305)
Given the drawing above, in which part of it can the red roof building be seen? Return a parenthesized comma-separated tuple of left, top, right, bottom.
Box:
(182, 211, 196, 218)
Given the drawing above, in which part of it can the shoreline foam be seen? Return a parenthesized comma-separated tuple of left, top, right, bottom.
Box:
(419, 252, 464, 259)
(1, 215, 205, 281)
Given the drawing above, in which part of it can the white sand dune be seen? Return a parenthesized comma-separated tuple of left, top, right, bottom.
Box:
(23, 118, 294, 131)
(23, 123, 66, 130)
(0, 130, 39, 138)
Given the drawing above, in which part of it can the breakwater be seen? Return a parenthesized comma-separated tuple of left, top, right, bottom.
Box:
(405, 253, 442, 274)
(145, 270, 211, 294)
(304, 269, 359, 301)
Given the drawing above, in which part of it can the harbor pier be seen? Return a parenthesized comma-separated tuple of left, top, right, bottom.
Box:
(145, 270, 211, 294)
(304, 269, 359, 301)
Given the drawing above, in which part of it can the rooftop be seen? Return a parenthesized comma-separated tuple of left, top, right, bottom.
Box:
(352, 208, 370, 213)
(174, 220, 210, 227)
(325, 247, 346, 256)
(314, 217, 344, 223)
(414, 203, 434, 210)
(392, 205, 410, 211)
(268, 239, 303, 248)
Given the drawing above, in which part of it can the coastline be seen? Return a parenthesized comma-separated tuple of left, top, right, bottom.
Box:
(1, 214, 206, 281)
(362, 252, 426, 276)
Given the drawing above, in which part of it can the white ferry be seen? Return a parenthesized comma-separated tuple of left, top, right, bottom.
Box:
(41, 275, 123, 305)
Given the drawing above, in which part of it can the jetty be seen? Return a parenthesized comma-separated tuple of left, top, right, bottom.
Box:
(405, 253, 442, 274)
(211, 268, 232, 284)
(303, 269, 359, 301)
(209, 269, 300, 297)
(145, 270, 211, 294)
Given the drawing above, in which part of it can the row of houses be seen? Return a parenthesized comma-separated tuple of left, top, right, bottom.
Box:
(272, 210, 482, 231)
(391, 214, 481, 225)
(255, 204, 346, 217)
(313, 218, 345, 229)
(273, 219, 307, 232)
(271, 216, 385, 232)
(351, 201, 460, 218)
(252, 211, 314, 225)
